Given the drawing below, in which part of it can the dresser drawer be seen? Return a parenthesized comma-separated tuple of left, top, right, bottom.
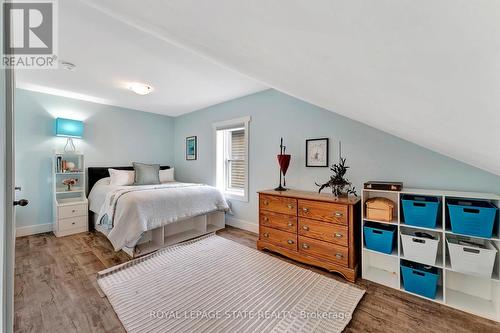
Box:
(260, 211, 297, 233)
(298, 218, 348, 246)
(298, 199, 348, 225)
(260, 194, 297, 215)
(59, 216, 87, 232)
(58, 203, 87, 219)
(298, 236, 348, 266)
(260, 226, 297, 251)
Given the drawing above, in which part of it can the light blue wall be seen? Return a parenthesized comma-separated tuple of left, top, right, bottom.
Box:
(15, 89, 175, 229)
(174, 89, 500, 226)
(15, 87, 500, 232)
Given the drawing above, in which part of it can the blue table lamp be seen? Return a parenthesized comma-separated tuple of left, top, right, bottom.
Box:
(55, 118, 84, 152)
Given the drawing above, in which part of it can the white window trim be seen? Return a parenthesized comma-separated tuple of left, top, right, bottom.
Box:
(213, 116, 250, 202)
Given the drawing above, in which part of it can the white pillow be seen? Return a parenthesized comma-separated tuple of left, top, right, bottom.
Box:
(159, 168, 175, 183)
(94, 177, 110, 186)
(108, 169, 135, 186)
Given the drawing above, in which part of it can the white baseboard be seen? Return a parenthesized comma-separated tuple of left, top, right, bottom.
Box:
(225, 216, 258, 233)
(16, 223, 53, 237)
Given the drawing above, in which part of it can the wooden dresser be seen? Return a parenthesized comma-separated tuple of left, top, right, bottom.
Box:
(257, 189, 361, 282)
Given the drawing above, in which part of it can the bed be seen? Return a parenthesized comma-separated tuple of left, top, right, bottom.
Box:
(87, 166, 229, 257)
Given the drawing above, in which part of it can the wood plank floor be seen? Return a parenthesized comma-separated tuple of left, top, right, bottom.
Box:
(14, 226, 500, 333)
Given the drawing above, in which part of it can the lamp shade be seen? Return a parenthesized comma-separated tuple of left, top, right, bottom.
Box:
(55, 118, 83, 138)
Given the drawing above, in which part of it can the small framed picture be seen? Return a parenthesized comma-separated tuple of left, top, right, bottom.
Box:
(306, 138, 329, 167)
(186, 136, 197, 160)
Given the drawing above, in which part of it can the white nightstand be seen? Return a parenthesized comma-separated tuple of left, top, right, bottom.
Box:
(53, 152, 88, 237)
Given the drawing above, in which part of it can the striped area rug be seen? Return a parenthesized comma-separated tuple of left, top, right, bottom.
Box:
(98, 234, 365, 333)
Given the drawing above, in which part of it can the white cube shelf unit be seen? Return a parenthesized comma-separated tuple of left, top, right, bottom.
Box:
(362, 187, 500, 321)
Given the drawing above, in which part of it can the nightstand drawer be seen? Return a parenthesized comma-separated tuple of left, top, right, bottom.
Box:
(58, 203, 87, 219)
(59, 216, 87, 232)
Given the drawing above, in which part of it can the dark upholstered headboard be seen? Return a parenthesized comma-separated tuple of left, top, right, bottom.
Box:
(86, 165, 171, 195)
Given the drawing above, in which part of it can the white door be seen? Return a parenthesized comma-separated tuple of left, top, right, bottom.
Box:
(2, 65, 16, 333)
(2, 5, 27, 331)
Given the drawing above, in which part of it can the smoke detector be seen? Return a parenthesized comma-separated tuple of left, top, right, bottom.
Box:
(60, 61, 76, 71)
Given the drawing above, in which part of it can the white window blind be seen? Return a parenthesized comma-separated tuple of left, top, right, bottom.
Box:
(228, 129, 245, 190)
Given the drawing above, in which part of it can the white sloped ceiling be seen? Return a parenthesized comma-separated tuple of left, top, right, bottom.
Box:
(83, 0, 500, 175)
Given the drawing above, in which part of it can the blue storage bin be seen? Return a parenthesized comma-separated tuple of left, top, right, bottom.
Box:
(363, 222, 397, 254)
(447, 199, 498, 238)
(401, 195, 440, 228)
(401, 260, 440, 299)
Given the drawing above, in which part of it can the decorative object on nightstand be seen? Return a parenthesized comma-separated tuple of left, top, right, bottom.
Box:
(275, 137, 291, 191)
(55, 118, 84, 152)
(53, 152, 88, 237)
(315, 142, 356, 197)
(306, 137, 328, 167)
(62, 178, 78, 191)
(257, 189, 361, 282)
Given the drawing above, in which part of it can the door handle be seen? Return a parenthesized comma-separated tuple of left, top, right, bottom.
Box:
(15, 186, 21, 191)
(13, 199, 29, 207)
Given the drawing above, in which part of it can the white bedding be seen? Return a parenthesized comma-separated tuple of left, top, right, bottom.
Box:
(88, 178, 229, 251)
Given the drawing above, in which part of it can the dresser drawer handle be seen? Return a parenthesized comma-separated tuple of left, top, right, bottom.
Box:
(302, 207, 309, 213)
(334, 233, 343, 238)
(335, 253, 343, 259)
(287, 204, 294, 209)
(263, 200, 269, 205)
(334, 212, 343, 217)
(263, 217, 269, 222)
(287, 239, 294, 245)
(287, 222, 294, 227)
(263, 232, 270, 238)
(302, 243, 310, 249)
(72, 209, 76, 213)
(71, 222, 76, 225)
(302, 225, 309, 231)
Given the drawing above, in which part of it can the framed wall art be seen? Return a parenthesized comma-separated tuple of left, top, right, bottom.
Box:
(186, 136, 197, 160)
(306, 138, 329, 167)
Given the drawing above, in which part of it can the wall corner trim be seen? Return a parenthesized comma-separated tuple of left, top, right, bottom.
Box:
(16, 223, 53, 237)
(225, 216, 258, 234)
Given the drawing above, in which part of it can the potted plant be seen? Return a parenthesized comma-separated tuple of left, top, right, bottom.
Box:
(315, 157, 357, 197)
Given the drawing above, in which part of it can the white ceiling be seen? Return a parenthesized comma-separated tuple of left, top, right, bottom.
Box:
(80, 0, 500, 176)
(15, 0, 267, 116)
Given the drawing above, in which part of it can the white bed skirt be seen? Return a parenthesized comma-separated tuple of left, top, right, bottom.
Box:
(92, 211, 226, 257)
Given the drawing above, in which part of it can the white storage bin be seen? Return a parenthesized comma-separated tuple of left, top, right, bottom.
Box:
(446, 236, 498, 278)
(401, 230, 440, 266)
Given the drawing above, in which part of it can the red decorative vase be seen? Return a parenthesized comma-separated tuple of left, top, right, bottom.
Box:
(275, 154, 291, 191)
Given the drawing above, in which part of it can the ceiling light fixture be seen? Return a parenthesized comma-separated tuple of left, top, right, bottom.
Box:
(128, 82, 153, 95)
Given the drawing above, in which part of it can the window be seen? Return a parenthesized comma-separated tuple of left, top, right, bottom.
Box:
(214, 116, 250, 201)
